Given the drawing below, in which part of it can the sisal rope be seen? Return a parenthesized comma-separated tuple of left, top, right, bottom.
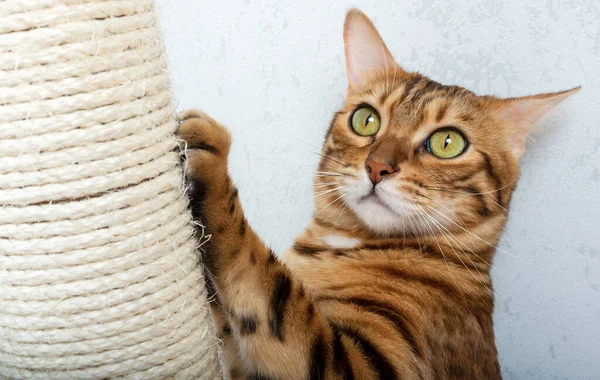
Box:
(0, 0, 222, 378)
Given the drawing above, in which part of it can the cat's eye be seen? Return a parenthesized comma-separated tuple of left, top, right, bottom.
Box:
(350, 105, 380, 136)
(425, 128, 467, 159)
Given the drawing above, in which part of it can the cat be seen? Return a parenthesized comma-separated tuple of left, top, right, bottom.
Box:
(177, 8, 578, 380)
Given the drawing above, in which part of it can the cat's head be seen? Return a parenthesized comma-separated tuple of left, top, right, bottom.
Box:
(315, 9, 578, 238)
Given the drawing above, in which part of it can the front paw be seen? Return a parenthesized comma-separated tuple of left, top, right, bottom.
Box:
(177, 109, 232, 188)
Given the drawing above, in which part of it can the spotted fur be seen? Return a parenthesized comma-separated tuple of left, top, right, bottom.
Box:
(177, 9, 577, 380)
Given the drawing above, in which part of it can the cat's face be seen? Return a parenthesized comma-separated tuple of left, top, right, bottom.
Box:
(314, 9, 577, 237)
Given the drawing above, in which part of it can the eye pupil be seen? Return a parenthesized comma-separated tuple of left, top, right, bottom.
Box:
(444, 134, 451, 148)
(365, 114, 372, 126)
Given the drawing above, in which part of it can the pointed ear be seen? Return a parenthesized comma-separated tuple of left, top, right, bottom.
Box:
(491, 87, 580, 158)
(343, 9, 401, 89)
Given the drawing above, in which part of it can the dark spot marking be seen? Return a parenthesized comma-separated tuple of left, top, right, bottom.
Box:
(189, 141, 219, 155)
(307, 303, 315, 323)
(308, 333, 328, 380)
(436, 103, 450, 122)
(229, 188, 238, 202)
(222, 323, 232, 336)
(454, 165, 483, 182)
(444, 85, 470, 98)
(458, 185, 490, 217)
(411, 79, 442, 102)
(375, 266, 460, 297)
(228, 202, 235, 214)
(329, 297, 421, 358)
(313, 217, 338, 230)
(239, 315, 258, 335)
(333, 249, 348, 257)
(331, 324, 354, 380)
(240, 218, 246, 236)
(389, 76, 420, 110)
(293, 243, 325, 256)
(479, 151, 503, 206)
(458, 113, 475, 122)
(403, 76, 422, 96)
(250, 251, 257, 265)
(449, 363, 466, 378)
(357, 242, 427, 253)
(335, 323, 398, 380)
(187, 181, 208, 219)
(267, 249, 277, 265)
(269, 272, 292, 341)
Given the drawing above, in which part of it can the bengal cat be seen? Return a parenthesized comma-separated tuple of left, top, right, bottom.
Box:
(177, 8, 578, 380)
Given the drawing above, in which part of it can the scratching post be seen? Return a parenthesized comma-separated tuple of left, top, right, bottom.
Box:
(0, 1, 222, 378)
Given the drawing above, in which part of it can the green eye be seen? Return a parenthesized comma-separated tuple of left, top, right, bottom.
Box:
(351, 105, 380, 136)
(426, 128, 467, 159)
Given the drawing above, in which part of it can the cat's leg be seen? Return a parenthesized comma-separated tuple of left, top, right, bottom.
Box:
(177, 110, 249, 379)
(177, 111, 414, 380)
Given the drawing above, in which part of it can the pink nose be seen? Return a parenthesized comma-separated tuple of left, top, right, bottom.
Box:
(365, 158, 395, 184)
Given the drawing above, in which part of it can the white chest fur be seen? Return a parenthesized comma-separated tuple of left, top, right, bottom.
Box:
(321, 234, 361, 249)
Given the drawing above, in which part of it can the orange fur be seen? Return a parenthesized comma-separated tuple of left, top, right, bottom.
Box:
(177, 8, 577, 380)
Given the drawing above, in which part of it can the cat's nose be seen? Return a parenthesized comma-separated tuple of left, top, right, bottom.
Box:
(365, 157, 396, 184)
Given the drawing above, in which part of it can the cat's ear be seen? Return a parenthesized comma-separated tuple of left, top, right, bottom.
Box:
(490, 87, 580, 158)
(343, 9, 401, 90)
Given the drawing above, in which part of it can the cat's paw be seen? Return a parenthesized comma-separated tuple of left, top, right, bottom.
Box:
(177, 109, 232, 187)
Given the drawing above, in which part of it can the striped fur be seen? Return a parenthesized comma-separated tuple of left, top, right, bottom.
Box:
(177, 8, 577, 380)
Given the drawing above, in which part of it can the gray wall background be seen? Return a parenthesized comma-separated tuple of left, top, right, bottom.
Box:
(156, 1, 600, 378)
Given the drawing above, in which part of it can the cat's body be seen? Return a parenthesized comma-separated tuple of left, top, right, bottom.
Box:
(178, 9, 577, 380)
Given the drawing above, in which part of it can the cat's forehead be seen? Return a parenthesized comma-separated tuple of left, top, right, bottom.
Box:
(349, 74, 479, 132)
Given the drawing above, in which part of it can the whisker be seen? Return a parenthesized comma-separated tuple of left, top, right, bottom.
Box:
(312, 186, 346, 202)
(423, 186, 509, 214)
(312, 151, 347, 168)
(416, 205, 498, 297)
(423, 204, 540, 269)
(313, 181, 340, 189)
(424, 204, 504, 274)
(412, 205, 464, 296)
(416, 194, 469, 230)
(421, 153, 535, 199)
(315, 171, 345, 176)
(418, 200, 506, 273)
(315, 191, 348, 219)
(335, 195, 351, 224)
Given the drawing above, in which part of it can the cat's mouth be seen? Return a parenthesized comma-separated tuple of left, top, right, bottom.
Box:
(360, 189, 394, 212)
(361, 192, 385, 205)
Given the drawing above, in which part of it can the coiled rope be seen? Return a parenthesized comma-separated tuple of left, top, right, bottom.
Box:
(0, 0, 222, 378)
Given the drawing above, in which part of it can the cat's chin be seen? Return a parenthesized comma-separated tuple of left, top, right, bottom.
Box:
(348, 190, 418, 236)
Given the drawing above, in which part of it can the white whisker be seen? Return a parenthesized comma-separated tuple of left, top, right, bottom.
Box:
(412, 205, 464, 296)
(424, 204, 540, 269)
(416, 205, 498, 298)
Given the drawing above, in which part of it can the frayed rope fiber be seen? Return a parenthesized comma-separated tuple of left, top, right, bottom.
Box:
(0, 0, 222, 378)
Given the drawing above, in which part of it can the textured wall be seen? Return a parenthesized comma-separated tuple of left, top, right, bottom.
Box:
(156, 1, 599, 379)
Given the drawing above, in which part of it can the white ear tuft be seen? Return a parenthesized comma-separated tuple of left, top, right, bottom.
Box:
(343, 9, 400, 89)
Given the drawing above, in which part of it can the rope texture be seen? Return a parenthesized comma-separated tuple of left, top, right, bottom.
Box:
(0, 1, 222, 378)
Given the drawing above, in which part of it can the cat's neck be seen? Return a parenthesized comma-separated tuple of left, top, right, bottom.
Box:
(291, 214, 507, 276)
(281, 216, 498, 306)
